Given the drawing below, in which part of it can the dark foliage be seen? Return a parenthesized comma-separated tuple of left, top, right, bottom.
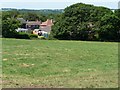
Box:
(15, 33, 30, 39)
(51, 3, 120, 41)
(29, 34, 38, 39)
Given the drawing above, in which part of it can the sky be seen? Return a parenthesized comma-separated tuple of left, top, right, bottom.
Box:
(1, 0, 120, 9)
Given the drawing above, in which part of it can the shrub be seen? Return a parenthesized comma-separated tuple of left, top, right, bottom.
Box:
(38, 36, 46, 40)
(29, 34, 38, 39)
(15, 33, 30, 39)
(48, 34, 57, 40)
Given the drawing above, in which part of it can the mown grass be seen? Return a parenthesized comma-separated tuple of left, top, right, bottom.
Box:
(2, 38, 118, 88)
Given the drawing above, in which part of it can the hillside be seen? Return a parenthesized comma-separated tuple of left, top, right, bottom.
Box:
(2, 38, 118, 88)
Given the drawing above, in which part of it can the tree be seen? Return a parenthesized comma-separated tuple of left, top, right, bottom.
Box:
(38, 14, 47, 22)
(2, 18, 21, 38)
(114, 9, 120, 19)
(99, 14, 120, 41)
(23, 12, 40, 21)
(2, 10, 20, 20)
(51, 3, 113, 41)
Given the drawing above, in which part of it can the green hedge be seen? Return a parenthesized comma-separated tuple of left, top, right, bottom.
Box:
(15, 33, 30, 39)
(38, 36, 46, 40)
(29, 34, 38, 39)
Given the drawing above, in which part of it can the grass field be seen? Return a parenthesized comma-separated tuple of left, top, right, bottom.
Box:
(2, 38, 118, 88)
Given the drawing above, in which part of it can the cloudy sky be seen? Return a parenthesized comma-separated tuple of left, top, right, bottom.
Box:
(1, 0, 120, 9)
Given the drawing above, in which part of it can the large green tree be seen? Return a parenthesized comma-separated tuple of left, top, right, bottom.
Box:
(51, 3, 118, 41)
(2, 18, 21, 38)
(2, 10, 21, 38)
(99, 14, 120, 41)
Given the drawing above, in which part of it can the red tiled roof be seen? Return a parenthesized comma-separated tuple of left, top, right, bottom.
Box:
(40, 19, 53, 26)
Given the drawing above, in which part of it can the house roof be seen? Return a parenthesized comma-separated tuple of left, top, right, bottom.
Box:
(40, 19, 53, 26)
(26, 20, 41, 25)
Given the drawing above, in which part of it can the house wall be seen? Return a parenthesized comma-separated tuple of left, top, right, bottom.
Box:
(40, 26, 51, 33)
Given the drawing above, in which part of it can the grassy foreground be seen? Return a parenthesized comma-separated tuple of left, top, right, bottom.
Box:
(2, 38, 118, 88)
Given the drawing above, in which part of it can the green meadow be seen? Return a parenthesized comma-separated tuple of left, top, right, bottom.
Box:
(2, 38, 118, 88)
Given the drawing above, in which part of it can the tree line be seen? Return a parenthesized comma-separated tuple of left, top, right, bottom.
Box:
(1, 3, 120, 41)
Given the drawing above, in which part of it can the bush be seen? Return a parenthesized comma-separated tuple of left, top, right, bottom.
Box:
(29, 34, 38, 39)
(15, 33, 30, 39)
(48, 34, 57, 40)
(38, 36, 46, 40)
